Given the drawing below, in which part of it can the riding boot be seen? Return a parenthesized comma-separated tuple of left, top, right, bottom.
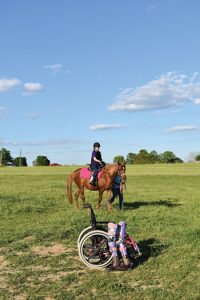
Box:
(117, 255, 131, 270)
(89, 176, 96, 186)
(123, 255, 130, 267)
(89, 176, 94, 183)
(108, 256, 119, 271)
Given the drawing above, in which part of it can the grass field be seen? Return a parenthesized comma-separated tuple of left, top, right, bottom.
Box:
(0, 164, 200, 300)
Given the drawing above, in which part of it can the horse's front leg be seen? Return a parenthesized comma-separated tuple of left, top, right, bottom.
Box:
(96, 189, 104, 209)
(107, 189, 112, 211)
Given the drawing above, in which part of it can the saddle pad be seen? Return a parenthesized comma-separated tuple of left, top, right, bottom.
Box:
(80, 167, 103, 179)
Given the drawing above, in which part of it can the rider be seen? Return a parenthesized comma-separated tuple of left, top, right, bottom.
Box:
(89, 142, 103, 185)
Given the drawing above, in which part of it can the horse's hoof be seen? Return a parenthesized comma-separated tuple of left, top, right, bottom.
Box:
(96, 205, 100, 210)
(108, 207, 112, 211)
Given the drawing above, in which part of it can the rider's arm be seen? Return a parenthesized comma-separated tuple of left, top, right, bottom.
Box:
(93, 157, 102, 163)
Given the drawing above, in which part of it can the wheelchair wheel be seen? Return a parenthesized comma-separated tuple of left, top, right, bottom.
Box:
(77, 226, 93, 248)
(78, 230, 112, 268)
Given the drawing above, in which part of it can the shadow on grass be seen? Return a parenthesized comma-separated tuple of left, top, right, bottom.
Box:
(123, 199, 181, 210)
(133, 238, 169, 268)
(0, 194, 20, 202)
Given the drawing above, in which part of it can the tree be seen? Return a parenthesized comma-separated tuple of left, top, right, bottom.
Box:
(174, 157, 183, 163)
(113, 155, 125, 164)
(160, 151, 182, 163)
(33, 155, 50, 166)
(149, 150, 161, 163)
(0, 148, 13, 165)
(134, 149, 150, 164)
(126, 153, 136, 164)
(195, 153, 200, 161)
(14, 157, 28, 166)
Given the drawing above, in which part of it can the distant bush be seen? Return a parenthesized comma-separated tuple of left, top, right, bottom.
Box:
(33, 155, 50, 166)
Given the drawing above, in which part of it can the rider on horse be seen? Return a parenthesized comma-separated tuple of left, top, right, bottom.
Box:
(89, 142, 103, 186)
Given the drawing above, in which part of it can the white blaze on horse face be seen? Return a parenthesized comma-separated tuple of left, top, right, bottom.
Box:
(118, 165, 126, 184)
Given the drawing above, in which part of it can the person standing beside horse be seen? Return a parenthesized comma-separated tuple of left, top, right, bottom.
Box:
(89, 142, 103, 185)
(110, 174, 124, 210)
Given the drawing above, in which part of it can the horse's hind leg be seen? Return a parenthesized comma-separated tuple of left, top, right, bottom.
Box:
(74, 189, 80, 210)
(96, 189, 104, 210)
(80, 187, 86, 204)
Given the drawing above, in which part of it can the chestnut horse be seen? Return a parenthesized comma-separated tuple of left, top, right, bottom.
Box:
(67, 162, 126, 210)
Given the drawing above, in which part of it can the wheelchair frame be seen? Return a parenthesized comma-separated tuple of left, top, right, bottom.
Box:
(77, 204, 141, 269)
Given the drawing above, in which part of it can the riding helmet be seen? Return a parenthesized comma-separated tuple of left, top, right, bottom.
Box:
(93, 142, 100, 148)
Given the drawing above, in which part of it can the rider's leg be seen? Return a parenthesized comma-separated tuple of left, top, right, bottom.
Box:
(89, 167, 98, 184)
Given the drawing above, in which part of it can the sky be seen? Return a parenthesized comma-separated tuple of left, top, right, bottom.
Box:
(0, 0, 200, 165)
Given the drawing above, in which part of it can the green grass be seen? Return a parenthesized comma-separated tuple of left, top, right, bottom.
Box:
(0, 164, 200, 299)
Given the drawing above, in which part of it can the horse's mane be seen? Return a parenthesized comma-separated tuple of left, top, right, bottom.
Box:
(102, 163, 117, 174)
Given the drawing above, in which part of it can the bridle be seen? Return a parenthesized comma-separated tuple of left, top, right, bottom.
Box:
(117, 164, 126, 185)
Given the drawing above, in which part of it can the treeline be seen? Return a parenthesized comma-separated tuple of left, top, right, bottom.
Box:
(113, 149, 185, 164)
(0, 148, 50, 166)
(1, 147, 200, 167)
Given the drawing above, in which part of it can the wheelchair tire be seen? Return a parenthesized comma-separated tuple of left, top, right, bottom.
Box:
(77, 226, 93, 248)
(78, 230, 112, 268)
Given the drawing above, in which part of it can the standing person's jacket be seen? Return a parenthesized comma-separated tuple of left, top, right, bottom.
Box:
(112, 175, 121, 189)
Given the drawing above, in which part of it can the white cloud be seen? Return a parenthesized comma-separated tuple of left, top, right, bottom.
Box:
(89, 124, 126, 131)
(108, 72, 200, 112)
(146, 0, 180, 13)
(186, 151, 200, 162)
(5, 138, 84, 147)
(165, 125, 200, 132)
(0, 106, 6, 118)
(23, 82, 43, 96)
(0, 78, 21, 92)
(44, 64, 63, 75)
(22, 112, 40, 119)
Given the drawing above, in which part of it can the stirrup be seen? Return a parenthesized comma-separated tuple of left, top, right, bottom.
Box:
(89, 180, 96, 186)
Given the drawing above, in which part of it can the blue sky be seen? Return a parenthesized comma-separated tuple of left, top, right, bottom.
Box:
(0, 0, 200, 165)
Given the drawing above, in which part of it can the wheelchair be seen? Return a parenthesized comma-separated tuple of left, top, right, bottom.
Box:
(77, 204, 141, 268)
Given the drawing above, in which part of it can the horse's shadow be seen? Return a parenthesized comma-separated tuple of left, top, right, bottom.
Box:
(123, 199, 181, 210)
(133, 238, 169, 268)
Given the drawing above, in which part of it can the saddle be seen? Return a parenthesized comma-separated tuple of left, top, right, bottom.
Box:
(80, 167, 103, 180)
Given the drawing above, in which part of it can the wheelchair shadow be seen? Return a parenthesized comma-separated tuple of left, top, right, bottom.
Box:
(123, 199, 181, 210)
(133, 238, 169, 269)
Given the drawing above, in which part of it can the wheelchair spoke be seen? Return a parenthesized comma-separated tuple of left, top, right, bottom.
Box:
(87, 239, 107, 262)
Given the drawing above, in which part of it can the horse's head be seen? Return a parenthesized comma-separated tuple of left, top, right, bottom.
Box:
(117, 162, 126, 185)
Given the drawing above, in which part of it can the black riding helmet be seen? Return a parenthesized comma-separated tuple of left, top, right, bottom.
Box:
(93, 142, 100, 148)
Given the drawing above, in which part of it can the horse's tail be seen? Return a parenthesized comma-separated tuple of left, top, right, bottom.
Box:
(67, 173, 73, 204)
